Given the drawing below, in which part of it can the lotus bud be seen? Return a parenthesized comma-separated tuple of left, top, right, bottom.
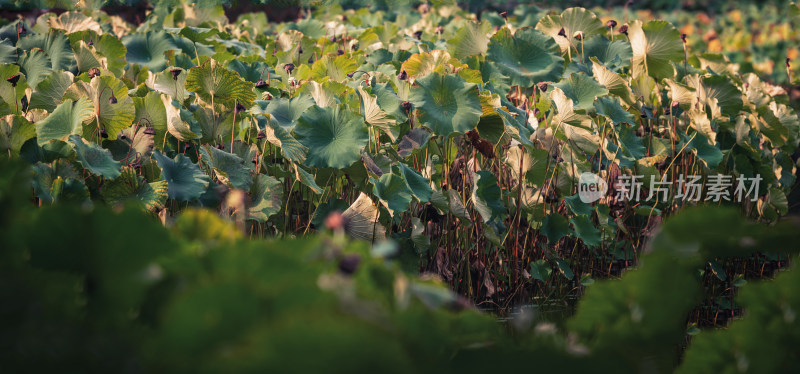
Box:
(606, 20, 617, 29)
(618, 24, 628, 35)
(557, 28, 566, 37)
(100, 129, 108, 138)
(283, 63, 295, 74)
(88, 67, 101, 78)
(255, 79, 268, 89)
(308, 56, 315, 64)
(347, 72, 355, 78)
(298, 46, 303, 54)
(6, 74, 19, 87)
(108, 94, 117, 104)
(326, 211, 345, 231)
(170, 68, 182, 80)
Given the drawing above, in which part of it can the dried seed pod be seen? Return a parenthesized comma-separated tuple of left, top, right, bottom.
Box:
(681, 33, 687, 43)
(466, 129, 481, 146)
(308, 56, 315, 64)
(215, 144, 224, 150)
(255, 79, 268, 89)
(298, 46, 303, 54)
(537, 82, 548, 92)
(88, 67, 101, 78)
(108, 94, 117, 104)
(397, 70, 408, 81)
(413, 30, 423, 40)
(618, 24, 629, 35)
(235, 103, 246, 114)
(499, 11, 508, 20)
(283, 63, 295, 74)
(401, 101, 411, 111)
(100, 129, 108, 139)
(606, 20, 618, 29)
(257, 130, 266, 140)
(337, 49, 344, 55)
(170, 68, 182, 80)
(475, 139, 495, 159)
(143, 127, 156, 135)
(435, 26, 443, 34)
(557, 28, 566, 37)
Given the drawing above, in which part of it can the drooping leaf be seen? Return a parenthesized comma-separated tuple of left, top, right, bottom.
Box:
(342, 192, 385, 242)
(629, 20, 684, 80)
(398, 163, 433, 203)
(372, 173, 412, 216)
(570, 214, 602, 247)
(200, 144, 253, 190)
(35, 97, 94, 145)
(68, 134, 122, 179)
(17, 50, 51, 90)
(554, 72, 609, 111)
(64, 74, 135, 140)
(594, 96, 635, 125)
(248, 174, 283, 222)
(357, 85, 399, 142)
(471, 170, 507, 224)
(529, 260, 553, 282)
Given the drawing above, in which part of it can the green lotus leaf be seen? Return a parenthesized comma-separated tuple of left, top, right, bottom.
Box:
(555, 259, 575, 280)
(686, 75, 743, 120)
(397, 128, 431, 158)
(167, 26, 219, 43)
(342, 192, 385, 242)
(372, 173, 413, 216)
(536, 7, 606, 56)
(35, 97, 94, 145)
(541, 213, 570, 243)
(594, 96, 635, 125)
(583, 36, 632, 71)
(162, 94, 200, 142)
(294, 105, 368, 169)
(0, 64, 27, 114)
(29, 70, 74, 112)
(133, 91, 168, 135)
(0, 39, 15, 63)
(294, 164, 323, 194)
(0, 115, 35, 154)
(570, 215, 601, 247)
(248, 174, 283, 222)
(487, 27, 565, 88)
(410, 217, 430, 253)
(123, 31, 177, 72)
(262, 116, 307, 163)
(152, 150, 211, 201)
(446, 20, 491, 59)
(397, 163, 433, 203)
(370, 79, 406, 119)
(146, 66, 189, 102)
(102, 166, 168, 211)
(72, 40, 103, 74)
(471, 170, 507, 224)
(65, 74, 135, 140)
(357, 85, 399, 142)
(553, 72, 608, 111)
(400, 50, 463, 80)
(93, 34, 128, 76)
(18, 31, 74, 71)
(103, 125, 155, 160)
(591, 57, 634, 105)
(409, 72, 482, 136)
(227, 59, 275, 84)
(68, 134, 122, 179)
(17, 50, 51, 90)
(186, 59, 256, 109)
(757, 101, 800, 149)
(629, 20, 684, 80)
(529, 259, 553, 282)
(309, 55, 357, 81)
(200, 144, 253, 190)
(260, 95, 315, 130)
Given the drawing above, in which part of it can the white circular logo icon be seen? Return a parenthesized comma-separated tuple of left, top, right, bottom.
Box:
(578, 172, 608, 203)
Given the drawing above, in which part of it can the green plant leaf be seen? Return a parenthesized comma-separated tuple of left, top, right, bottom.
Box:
(372, 173, 412, 216)
(446, 20, 491, 59)
(471, 170, 507, 224)
(102, 166, 167, 211)
(17, 49, 51, 90)
(554, 258, 575, 280)
(200, 144, 253, 190)
(487, 27, 565, 88)
(65, 74, 135, 140)
(18, 31, 74, 71)
(594, 96, 635, 125)
(541, 213, 570, 243)
(152, 150, 211, 201)
(342, 192, 385, 242)
(357, 85, 399, 142)
(529, 259, 553, 282)
(294, 105, 368, 169)
(536, 7, 606, 55)
(69, 134, 121, 179)
(554, 72, 609, 111)
(123, 31, 177, 72)
(397, 163, 433, 203)
(409, 72, 482, 136)
(28, 70, 74, 112)
(35, 97, 94, 145)
(629, 20, 684, 80)
(570, 215, 601, 247)
(186, 59, 256, 110)
(248, 174, 283, 222)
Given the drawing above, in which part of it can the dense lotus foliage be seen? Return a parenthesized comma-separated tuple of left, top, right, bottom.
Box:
(1, 1, 799, 372)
